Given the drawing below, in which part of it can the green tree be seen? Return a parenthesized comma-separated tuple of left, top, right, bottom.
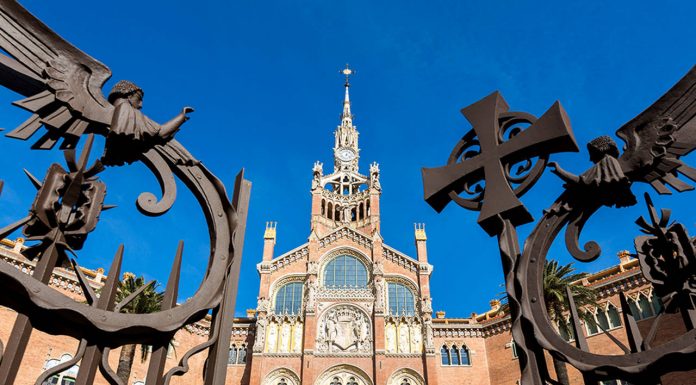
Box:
(543, 260, 597, 385)
(114, 273, 164, 383)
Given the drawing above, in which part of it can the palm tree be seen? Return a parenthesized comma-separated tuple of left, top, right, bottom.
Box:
(543, 260, 597, 385)
(114, 273, 164, 383)
(494, 260, 596, 385)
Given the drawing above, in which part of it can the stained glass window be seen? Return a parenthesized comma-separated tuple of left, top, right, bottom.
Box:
(388, 282, 415, 316)
(274, 282, 304, 315)
(323, 255, 368, 288)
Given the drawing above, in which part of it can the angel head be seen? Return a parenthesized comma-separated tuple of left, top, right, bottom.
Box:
(108, 80, 144, 110)
(587, 135, 620, 163)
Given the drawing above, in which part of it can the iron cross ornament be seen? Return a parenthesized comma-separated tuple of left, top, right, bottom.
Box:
(422, 91, 579, 235)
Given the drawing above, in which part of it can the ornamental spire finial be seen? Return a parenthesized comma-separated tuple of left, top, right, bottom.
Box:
(340, 64, 354, 121)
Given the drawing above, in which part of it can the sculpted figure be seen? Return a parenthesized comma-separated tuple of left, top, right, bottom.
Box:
(305, 278, 317, 311)
(280, 322, 291, 352)
(398, 323, 410, 353)
(385, 323, 397, 353)
(411, 323, 422, 353)
(424, 318, 435, 350)
(267, 322, 278, 353)
(253, 317, 267, 353)
(549, 135, 636, 208)
(293, 322, 303, 352)
(374, 276, 385, 312)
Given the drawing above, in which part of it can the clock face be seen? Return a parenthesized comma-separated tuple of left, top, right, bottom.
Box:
(337, 148, 356, 162)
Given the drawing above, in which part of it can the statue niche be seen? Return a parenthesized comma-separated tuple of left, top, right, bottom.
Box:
(317, 305, 372, 354)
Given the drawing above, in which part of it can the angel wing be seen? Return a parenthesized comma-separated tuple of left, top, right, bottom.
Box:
(0, 1, 114, 149)
(617, 66, 696, 194)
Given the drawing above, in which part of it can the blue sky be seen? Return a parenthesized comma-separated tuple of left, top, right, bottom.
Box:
(1, 0, 695, 317)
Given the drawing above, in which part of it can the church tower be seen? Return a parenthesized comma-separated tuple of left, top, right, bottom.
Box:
(310, 65, 381, 237)
(251, 67, 436, 385)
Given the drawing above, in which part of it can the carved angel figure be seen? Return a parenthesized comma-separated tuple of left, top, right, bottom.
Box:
(548, 67, 696, 206)
(0, 2, 193, 164)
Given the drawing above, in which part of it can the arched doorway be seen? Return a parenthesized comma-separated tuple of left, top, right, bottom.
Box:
(315, 365, 372, 385)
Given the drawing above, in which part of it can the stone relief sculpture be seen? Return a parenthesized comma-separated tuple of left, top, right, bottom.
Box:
(398, 323, 410, 353)
(311, 162, 323, 191)
(385, 322, 397, 353)
(293, 321, 303, 353)
(280, 322, 292, 352)
(305, 278, 317, 311)
(423, 318, 435, 353)
(411, 323, 422, 353)
(307, 261, 319, 275)
(267, 322, 278, 353)
(257, 297, 270, 313)
(370, 162, 381, 191)
(421, 297, 432, 315)
(374, 275, 385, 313)
(317, 305, 372, 354)
(253, 317, 267, 353)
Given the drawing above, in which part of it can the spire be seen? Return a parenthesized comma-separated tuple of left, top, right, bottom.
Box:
(341, 64, 354, 125)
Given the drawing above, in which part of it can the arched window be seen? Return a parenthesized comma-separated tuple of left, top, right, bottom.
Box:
(274, 282, 304, 315)
(238, 343, 247, 364)
(321, 199, 326, 216)
(228, 344, 238, 365)
(638, 294, 654, 319)
(558, 320, 574, 341)
(387, 282, 415, 316)
(650, 294, 663, 315)
(607, 304, 621, 329)
(359, 203, 364, 220)
(596, 308, 610, 331)
(440, 345, 450, 365)
(227, 343, 248, 365)
(323, 255, 368, 288)
(450, 345, 460, 365)
(460, 345, 471, 365)
(585, 311, 599, 336)
(327, 202, 333, 220)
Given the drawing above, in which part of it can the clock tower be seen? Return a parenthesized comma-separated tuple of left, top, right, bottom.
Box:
(309, 65, 381, 236)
